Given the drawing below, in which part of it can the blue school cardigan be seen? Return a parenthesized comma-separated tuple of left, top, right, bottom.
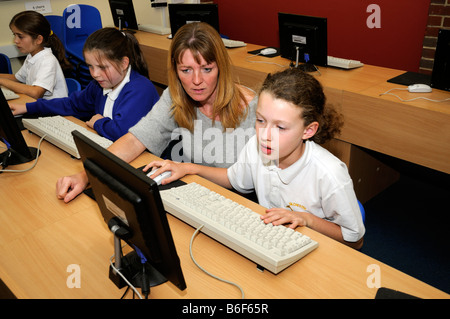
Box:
(26, 69, 160, 141)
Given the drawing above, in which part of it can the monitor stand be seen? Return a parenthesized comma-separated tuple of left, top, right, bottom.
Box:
(293, 46, 318, 72)
(0, 147, 39, 168)
(108, 220, 167, 297)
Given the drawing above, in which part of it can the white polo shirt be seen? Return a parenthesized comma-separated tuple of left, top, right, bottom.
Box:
(102, 66, 131, 119)
(227, 136, 365, 242)
(15, 47, 68, 99)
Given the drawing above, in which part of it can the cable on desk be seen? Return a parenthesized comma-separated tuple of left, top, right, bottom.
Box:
(109, 249, 143, 300)
(380, 88, 450, 102)
(0, 134, 46, 173)
(189, 224, 245, 299)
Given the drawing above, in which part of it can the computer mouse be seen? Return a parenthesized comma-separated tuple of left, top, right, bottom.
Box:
(408, 84, 432, 93)
(260, 48, 277, 56)
(147, 168, 172, 185)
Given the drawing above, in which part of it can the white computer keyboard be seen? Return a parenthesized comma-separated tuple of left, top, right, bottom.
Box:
(1, 87, 20, 100)
(160, 182, 318, 274)
(222, 38, 246, 48)
(22, 115, 113, 158)
(327, 56, 364, 69)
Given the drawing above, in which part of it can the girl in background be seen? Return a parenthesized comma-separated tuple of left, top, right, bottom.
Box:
(0, 10, 70, 99)
(10, 27, 160, 142)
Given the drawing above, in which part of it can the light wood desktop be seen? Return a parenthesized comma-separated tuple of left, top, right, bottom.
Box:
(135, 31, 450, 203)
(0, 102, 448, 298)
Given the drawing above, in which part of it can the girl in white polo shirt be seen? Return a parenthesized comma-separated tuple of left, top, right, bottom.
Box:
(145, 68, 365, 249)
(0, 11, 70, 100)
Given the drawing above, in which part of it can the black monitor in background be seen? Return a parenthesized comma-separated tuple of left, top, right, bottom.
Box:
(0, 90, 39, 168)
(278, 12, 327, 72)
(431, 29, 450, 92)
(168, 3, 219, 37)
(72, 130, 186, 297)
(108, 0, 139, 31)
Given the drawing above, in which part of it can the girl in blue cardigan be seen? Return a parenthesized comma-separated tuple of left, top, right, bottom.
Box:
(10, 27, 159, 141)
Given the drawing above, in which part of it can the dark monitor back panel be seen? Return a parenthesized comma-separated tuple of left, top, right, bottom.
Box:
(168, 3, 219, 37)
(0, 90, 35, 163)
(278, 12, 328, 67)
(72, 130, 186, 291)
(431, 29, 450, 92)
(108, 0, 139, 31)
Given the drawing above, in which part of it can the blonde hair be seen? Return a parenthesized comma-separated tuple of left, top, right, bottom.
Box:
(168, 22, 249, 132)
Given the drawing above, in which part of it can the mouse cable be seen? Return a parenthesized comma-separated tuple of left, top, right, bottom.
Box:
(0, 134, 46, 173)
(189, 224, 245, 299)
(380, 88, 450, 103)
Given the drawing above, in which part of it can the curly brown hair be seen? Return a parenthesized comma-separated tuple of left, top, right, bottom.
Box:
(259, 68, 343, 144)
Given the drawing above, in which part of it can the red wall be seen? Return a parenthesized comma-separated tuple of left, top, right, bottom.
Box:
(214, 0, 430, 72)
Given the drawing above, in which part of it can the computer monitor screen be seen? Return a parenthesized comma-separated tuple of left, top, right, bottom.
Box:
(0, 90, 38, 167)
(72, 130, 187, 294)
(278, 12, 327, 69)
(169, 3, 219, 37)
(431, 29, 450, 92)
(108, 0, 139, 31)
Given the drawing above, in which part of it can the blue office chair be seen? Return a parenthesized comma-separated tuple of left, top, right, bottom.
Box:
(66, 78, 81, 96)
(358, 200, 366, 224)
(62, 4, 102, 62)
(45, 15, 64, 42)
(0, 53, 13, 74)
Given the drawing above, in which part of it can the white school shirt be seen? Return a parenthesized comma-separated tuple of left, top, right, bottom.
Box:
(102, 66, 131, 119)
(227, 136, 365, 242)
(15, 47, 68, 99)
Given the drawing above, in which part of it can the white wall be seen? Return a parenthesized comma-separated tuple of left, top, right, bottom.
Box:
(0, 0, 183, 58)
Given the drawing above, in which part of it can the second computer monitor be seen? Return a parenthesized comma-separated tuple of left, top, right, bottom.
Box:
(278, 12, 327, 68)
(109, 0, 139, 31)
(0, 90, 38, 166)
(168, 3, 219, 37)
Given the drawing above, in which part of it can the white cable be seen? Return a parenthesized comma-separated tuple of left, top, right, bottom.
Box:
(109, 252, 143, 299)
(0, 134, 46, 173)
(189, 224, 245, 299)
(380, 88, 450, 103)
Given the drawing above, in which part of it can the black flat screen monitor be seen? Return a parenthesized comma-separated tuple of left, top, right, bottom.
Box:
(169, 3, 219, 37)
(109, 0, 139, 31)
(431, 29, 450, 92)
(0, 90, 38, 167)
(72, 130, 186, 295)
(278, 12, 327, 70)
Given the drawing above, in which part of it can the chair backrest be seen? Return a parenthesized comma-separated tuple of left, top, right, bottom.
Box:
(358, 200, 366, 224)
(45, 15, 64, 42)
(0, 53, 12, 74)
(66, 78, 81, 96)
(62, 4, 102, 47)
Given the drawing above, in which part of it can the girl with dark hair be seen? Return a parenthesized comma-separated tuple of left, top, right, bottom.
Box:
(0, 10, 70, 99)
(10, 27, 160, 142)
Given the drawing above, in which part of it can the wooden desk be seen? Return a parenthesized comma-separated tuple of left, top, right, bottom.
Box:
(135, 32, 450, 202)
(0, 121, 448, 299)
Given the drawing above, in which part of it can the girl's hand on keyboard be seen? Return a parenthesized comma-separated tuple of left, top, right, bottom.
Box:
(261, 207, 309, 229)
(8, 102, 27, 116)
(86, 114, 104, 129)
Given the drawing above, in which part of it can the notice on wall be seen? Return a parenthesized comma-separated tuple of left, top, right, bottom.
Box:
(25, 0, 52, 14)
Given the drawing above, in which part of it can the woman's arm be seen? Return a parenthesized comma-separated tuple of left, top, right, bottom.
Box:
(56, 132, 147, 202)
